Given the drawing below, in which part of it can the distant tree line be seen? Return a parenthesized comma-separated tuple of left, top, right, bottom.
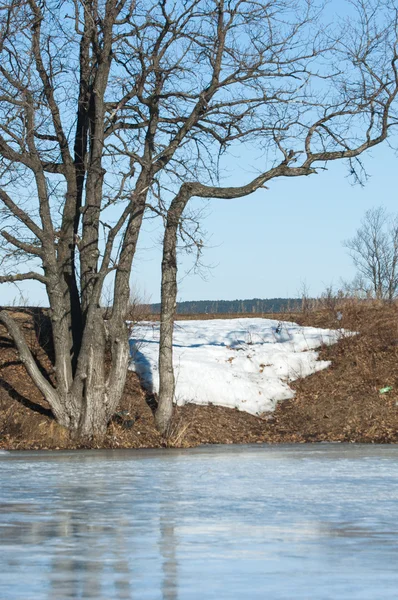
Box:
(151, 298, 302, 315)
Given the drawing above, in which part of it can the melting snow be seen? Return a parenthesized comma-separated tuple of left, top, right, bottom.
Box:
(129, 318, 344, 416)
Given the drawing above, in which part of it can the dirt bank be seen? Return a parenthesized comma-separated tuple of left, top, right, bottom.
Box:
(1, 302, 398, 450)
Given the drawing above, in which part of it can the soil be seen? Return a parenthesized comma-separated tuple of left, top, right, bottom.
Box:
(1, 301, 398, 450)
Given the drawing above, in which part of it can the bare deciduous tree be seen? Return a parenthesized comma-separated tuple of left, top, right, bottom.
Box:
(343, 207, 398, 301)
(0, 0, 397, 438)
(154, 0, 398, 433)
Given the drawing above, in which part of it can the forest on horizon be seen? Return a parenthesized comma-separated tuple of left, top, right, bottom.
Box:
(150, 298, 302, 315)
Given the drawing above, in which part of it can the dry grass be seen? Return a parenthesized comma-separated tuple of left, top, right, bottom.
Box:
(1, 299, 398, 449)
(274, 300, 398, 443)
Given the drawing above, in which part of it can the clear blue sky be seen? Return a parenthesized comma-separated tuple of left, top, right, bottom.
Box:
(131, 142, 398, 304)
(3, 131, 396, 307)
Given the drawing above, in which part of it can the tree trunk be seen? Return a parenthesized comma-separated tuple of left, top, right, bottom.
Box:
(155, 248, 177, 434)
(70, 307, 129, 439)
(0, 306, 130, 440)
(155, 188, 191, 435)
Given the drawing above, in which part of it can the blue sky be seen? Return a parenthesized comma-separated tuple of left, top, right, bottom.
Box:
(4, 136, 395, 307)
(128, 0, 398, 305)
(131, 142, 398, 304)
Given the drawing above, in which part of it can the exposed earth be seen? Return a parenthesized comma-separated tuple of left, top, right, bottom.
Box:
(1, 301, 398, 450)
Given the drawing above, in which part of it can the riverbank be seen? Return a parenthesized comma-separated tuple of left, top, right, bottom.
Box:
(1, 301, 398, 449)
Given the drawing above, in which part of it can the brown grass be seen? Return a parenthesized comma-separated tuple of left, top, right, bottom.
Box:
(1, 300, 398, 450)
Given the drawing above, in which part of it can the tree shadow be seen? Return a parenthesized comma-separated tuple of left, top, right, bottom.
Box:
(0, 308, 56, 387)
(0, 360, 24, 369)
(1, 307, 56, 365)
(29, 307, 55, 366)
(0, 379, 53, 419)
(0, 335, 14, 349)
(129, 339, 158, 414)
(145, 391, 158, 414)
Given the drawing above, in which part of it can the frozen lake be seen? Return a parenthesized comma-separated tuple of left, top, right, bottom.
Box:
(1, 444, 398, 599)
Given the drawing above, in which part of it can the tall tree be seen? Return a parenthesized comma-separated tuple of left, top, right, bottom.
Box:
(0, 0, 137, 437)
(0, 0, 397, 438)
(154, 0, 398, 433)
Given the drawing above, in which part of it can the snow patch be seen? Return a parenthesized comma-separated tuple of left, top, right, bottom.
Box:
(129, 318, 344, 416)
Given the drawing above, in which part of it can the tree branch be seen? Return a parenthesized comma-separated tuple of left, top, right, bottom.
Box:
(0, 310, 64, 419)
(0, 189, 44, 241)
(0, 271, 47, 284)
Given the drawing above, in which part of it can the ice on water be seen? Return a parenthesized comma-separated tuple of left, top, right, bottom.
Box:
(1, 445, 398, 600)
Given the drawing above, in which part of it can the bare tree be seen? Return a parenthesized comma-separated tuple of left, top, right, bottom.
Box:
(343, 207, 398, 301)
(154, 0, 398, 433)
(0, 0, 397, 438)
(0, 0, 138, 438)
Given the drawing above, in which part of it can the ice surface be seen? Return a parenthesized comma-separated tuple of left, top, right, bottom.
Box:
(130, 318, 344, 414)
(1, 445, 398, 600)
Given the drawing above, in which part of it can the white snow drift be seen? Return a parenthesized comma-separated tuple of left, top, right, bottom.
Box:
(129, 318, 344, 416)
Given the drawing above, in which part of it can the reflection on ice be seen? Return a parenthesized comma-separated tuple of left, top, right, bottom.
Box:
(1, 444, 398, 599)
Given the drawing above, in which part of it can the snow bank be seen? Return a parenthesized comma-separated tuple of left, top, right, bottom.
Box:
(129, 318, 343, 416)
